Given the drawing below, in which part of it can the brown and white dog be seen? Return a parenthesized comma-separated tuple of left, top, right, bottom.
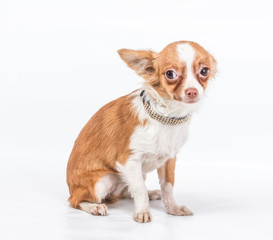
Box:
(67, 41, 217, 223)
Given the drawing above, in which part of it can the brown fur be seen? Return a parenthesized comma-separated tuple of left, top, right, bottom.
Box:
(118, 41, 216, 101)
(190, 42, 217, 89)
(157, 158, 176, 186)
(67, 94, 139, 208)
(67, 41, 216, 212)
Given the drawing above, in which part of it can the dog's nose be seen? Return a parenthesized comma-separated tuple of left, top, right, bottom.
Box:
(185, 88, 198, 99)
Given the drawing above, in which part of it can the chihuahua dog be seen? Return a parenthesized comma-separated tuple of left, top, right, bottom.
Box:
(67, 41, 216, 223)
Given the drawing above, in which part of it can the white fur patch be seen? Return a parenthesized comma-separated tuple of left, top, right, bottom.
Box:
(160, 182, 177, 209)
(176, 43, 204, 99)
(117, 160, 149, 213)
(95, 174, 117, 202)
(128, 88, 192, 174)
(95, 173, 127, 201)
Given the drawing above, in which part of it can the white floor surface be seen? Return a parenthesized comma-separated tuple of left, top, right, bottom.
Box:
(1, 156, 272, 240)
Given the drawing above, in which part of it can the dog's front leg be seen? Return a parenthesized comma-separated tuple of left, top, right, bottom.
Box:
(119, 160, 151, 223)
(157, 158, 193, 216)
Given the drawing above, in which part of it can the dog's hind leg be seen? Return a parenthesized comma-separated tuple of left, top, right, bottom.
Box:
(68, 173, 118, 216)
(79, 202, 108, 216)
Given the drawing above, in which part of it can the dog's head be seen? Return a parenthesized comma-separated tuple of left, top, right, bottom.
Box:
(118, 41, 217, 104)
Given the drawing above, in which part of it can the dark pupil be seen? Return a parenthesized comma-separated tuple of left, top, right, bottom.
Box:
(201, 68, 209, 76)
(166, 70, 175, 79)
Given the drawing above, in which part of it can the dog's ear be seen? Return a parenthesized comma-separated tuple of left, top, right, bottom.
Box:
(118, 49, 158, 84)
(209, 54, 217, 79)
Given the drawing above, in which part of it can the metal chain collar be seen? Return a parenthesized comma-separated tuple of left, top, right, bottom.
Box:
(140, 90, 191, 125)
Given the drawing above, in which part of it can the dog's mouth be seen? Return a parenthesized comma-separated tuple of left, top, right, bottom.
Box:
(183, 98, 200, 104)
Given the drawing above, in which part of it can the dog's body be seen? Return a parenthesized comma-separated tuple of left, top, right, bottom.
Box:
(67, 41, 216, 223)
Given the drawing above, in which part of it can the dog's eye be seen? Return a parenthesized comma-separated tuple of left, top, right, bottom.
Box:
(165, 70, 177, 80)
(200, 67, 210, 77)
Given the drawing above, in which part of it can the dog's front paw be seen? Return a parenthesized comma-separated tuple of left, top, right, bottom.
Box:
(167, 205, 193, 216)
(133, 211, 152, 223)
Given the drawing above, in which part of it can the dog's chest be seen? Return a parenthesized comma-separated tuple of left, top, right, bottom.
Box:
(129, 120, 190, 172)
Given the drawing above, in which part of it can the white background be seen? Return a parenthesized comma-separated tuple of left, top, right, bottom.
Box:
(0, 0, 273, 239)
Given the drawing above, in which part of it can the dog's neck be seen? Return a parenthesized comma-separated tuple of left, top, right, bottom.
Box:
(142, 84, 202, 119)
